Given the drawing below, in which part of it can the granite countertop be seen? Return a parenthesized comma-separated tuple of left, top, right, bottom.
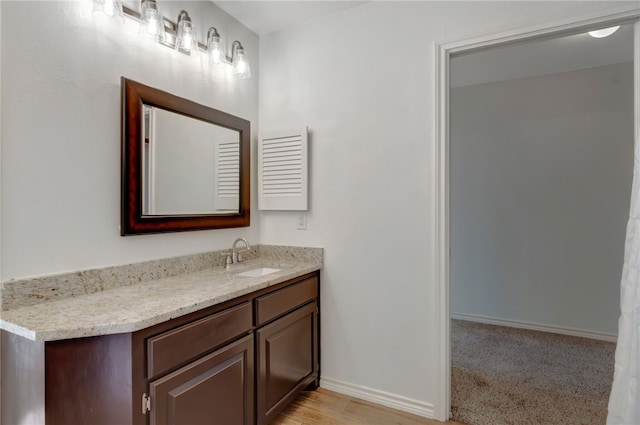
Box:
(0, 256, 321, 342)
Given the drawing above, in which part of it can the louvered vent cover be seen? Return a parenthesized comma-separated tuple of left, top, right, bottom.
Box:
(215, 140, 240, 211)
(259, 127, 308, 211)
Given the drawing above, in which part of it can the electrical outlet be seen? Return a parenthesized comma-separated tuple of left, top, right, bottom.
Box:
(296, 213, 307, 230)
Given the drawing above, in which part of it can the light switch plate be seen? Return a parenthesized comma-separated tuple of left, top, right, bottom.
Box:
(296, 213, 307, 230)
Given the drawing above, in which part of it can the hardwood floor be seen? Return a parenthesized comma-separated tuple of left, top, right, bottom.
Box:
(270, 388, 465, 425)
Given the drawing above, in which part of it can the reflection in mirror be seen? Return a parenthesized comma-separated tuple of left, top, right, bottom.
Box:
(142, 105, 240, 216)
(121, 77, 250, 235)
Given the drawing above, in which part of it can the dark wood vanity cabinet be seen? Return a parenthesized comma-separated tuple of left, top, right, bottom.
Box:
(145, 272, 319, 425)
(9, 271, 320, 425)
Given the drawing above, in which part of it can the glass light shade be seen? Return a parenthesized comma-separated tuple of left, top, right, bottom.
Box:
(232, 42, 251, 79)
(175, 11, 198, 55)
(588, 26, 620, 38)
(207, 28, 225, 64)
(139, 0, 165, 43)
(92, 0, 124, 20)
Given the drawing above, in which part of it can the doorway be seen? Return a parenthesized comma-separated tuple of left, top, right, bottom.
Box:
(449, 25, 634, 423)
(433, 8, 640, 423)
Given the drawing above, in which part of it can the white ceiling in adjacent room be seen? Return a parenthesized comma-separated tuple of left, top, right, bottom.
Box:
(451, 23, 634, 87)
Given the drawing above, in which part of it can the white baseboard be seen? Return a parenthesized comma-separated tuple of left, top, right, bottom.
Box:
(451, 312, 618, 342)
(319, 376, 435, 419)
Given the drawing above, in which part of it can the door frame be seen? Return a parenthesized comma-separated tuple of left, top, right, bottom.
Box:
(433, 6, 640, 422)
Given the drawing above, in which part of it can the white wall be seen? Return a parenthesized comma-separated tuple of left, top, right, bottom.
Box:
(259, 0, 638, 416)
(450, 62, 634, 337)
(0, 1, 259, 280)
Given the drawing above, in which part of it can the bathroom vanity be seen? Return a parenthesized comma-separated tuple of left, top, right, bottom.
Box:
(0, 80, 322, 424)
(0, 247, 322, 425)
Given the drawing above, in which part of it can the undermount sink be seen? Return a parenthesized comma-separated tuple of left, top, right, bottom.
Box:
(236, 267, 281, 277)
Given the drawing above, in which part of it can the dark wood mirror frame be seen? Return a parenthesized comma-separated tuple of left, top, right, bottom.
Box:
(121, 77, 250, 235)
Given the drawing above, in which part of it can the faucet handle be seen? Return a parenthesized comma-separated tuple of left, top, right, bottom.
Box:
(221, 252, 232, 268)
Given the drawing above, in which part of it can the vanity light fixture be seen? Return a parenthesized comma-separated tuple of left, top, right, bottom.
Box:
(139, 0, 166, 42)
(588, 26, 620, 38)
(175, 10, 198, 55)
(91, 0, 252, 79)
(232, 41, 251, 79)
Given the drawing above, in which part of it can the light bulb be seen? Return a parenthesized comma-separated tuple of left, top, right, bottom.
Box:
(147, 16, 158, 34)
(236, 59, 247, 74)
(210, 46, 223, 63)
(588, 26, 620, 38)
(183, 32, 192, 48)
(103, 0, 115, 16)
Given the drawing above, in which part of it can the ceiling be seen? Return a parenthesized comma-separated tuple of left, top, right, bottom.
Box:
(213, 2, 634, 86)
(452, 23, 635, 88)
(214, 1, 368, 36)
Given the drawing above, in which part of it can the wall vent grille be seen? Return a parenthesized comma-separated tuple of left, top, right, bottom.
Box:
(259, 127, 308, 210)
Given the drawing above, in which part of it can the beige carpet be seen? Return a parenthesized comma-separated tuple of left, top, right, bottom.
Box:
(451, 319, 616, 425)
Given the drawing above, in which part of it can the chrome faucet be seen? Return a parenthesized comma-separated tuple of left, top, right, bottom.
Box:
(231, 237, 251, 264)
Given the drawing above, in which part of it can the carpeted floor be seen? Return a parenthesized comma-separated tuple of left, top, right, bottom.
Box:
(451, 319, 616, 425)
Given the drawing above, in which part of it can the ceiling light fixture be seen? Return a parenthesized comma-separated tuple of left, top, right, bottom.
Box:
(92, 0, 251, 79)
(588, 26, 620, 38)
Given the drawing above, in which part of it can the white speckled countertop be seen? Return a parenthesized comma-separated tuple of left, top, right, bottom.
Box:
(0, 247, 322, 342)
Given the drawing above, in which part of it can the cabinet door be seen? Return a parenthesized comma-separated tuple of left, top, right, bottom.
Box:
(256, 302, 318, 425)
(149, 335, 254, 425)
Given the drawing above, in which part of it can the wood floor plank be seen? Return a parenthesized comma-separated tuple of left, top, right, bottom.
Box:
(279, 397, 366, 425)
(343, 398, 437, 425)
(271, 414, 303, 425)
(299, 388, 352, 410)
(269, 388, 464, 425)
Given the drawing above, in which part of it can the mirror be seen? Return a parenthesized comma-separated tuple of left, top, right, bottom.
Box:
(142, 105, 240, 216)
(121, 77, 250, 235)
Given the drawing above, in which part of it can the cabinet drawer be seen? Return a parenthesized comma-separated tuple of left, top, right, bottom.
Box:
(256, 276, 317, 326)
(148, 302, 252, 379)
